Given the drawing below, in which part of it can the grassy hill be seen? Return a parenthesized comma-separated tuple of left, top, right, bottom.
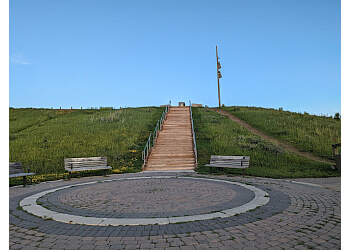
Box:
(192, 107, 340, 178)
(221, 106, 341, 161)
(9, 106, 340, 185)
(9, 107, 163, 184)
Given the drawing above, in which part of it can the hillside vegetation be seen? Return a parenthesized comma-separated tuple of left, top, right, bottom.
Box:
(9, 107, 163, 180)
(221, 106, 341, 160)
(192, 107, 339, 178)
(9, 106, 340, 185)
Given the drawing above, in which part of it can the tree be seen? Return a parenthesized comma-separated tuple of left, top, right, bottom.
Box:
(334, 112, 340, 120)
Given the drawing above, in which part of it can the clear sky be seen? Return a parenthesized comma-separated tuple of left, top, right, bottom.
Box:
(9, 0, 341, 115)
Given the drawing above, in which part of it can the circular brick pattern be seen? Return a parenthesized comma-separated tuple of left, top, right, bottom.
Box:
(10, 177, 289, 237)
(20, 176, 270, 226)
(55, 178, 238, 214)
(37, 177, 255, 218)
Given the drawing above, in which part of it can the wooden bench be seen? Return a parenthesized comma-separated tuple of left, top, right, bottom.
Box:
(332, 143, 341, 171)
(9, 162, 36, 187)
(205, 155, 250, 177)
(64, 157, 112, 179)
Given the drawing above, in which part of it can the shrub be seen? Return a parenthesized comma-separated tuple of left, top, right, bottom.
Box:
(334, 113, 340, 120)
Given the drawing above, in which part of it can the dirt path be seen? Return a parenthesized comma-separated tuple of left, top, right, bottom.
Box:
(213, 108, 334, 165)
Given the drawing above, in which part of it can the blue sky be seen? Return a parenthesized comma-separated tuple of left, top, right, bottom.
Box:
(9, 0, 341, 115)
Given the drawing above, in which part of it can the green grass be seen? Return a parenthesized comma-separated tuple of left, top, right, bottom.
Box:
(9, 108, 75, 139)
(221, 106, 341, 160)
(9, 105, 340, 185)
(192, 107, 339, 178)
(9, 107, 163, 183)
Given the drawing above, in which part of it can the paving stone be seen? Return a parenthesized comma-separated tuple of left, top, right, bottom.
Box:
(52, 243, 69, 248)
(53, 239, 70, 244)
(256, 243, 271, 249)
(169, 240, 184, 247)
(35, 242, 56, 248)
(140, 243, 156, 248)
(194, 243, 211, 249)
(242, 246, 259, 250)
(208, 241, 225, 248)
(21, 247, 38, 250)
(179, 246, 196, 250)
(65, 244, 83, 250)
(124, 245, 137, 250)
(94, 245, 111, 250)
(78, 245, 96, 250)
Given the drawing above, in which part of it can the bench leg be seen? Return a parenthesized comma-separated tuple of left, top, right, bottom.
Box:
(23, 176, 27, 187)
(210, 167, 212, 175)
(242, 168, 245, 178)
(68, 172, 71, 180)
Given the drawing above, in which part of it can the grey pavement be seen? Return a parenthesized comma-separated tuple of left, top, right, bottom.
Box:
(285, 177, 341, 192)
(9, 172, 341, 249)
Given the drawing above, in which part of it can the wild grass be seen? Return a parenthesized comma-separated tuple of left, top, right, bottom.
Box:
(192, 107, 339, 178)
(9, 107, 163, 181)
(222, 106, 341, 160)
(9, 108, 75, 140)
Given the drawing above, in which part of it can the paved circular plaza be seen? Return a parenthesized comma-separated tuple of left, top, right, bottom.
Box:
(9, 172, 341, 249)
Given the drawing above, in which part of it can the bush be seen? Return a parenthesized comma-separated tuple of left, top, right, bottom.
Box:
(334, 112, 340, 120)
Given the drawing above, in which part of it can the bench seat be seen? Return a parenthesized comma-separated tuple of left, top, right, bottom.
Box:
(66, 165, 112, 172)
(9, 162, 36, 187)
(10, 172, 36, 178)
(205, 155, 250, 176)
(64, 157, 111, 179)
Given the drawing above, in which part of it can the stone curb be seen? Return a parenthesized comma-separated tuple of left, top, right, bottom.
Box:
(20, 176, 269, 226)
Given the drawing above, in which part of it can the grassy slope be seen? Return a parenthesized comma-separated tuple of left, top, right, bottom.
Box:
(192, 107, 339, 178)
(221, 106, 341, 160)
(10, 107, 163, 175)
(9, 108, 75, 137)
(10, 106, 340, 185)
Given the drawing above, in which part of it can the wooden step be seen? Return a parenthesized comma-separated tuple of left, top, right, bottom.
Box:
(157, 134, 193, 138)
(149, 153, 194, 157)
(153, 143, 193, 146)
(146, 161, 196, 166)
(151, 144, 193, 147)
(152, 148, 193, 152)
(154, 142, 193, 146)
(150, 152, 194, 156)
(146, 164, 196, 168)
(145, 167, 195, 171)
(145, 164, 196, 170)
(147, 162, 196, 167)
(147, 158, 195, 163)
(151, 146, 193, 149)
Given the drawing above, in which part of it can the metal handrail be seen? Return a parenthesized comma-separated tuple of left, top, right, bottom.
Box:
(142, 102, 170, 168)
(189, 100, 198, 166)
(142, 133, 152, 163)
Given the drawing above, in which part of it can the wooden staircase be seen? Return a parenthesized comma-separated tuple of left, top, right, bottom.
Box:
(143, 106, 197, 171)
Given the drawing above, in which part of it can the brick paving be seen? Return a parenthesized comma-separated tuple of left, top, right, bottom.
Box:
(9, 172, 341, 249)
(39, 178, 242, 218)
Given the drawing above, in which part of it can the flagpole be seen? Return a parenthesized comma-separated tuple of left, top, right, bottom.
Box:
(216, 46, 221, 107)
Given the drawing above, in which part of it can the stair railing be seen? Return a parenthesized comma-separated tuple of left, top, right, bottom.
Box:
(142, 102, 171, 169)
(189, 100, 198, 167)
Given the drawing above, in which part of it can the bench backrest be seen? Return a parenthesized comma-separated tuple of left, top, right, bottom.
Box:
(9, 162, 25, 175)
(210, 155, 250, 167)
(64, 157, 108, 170)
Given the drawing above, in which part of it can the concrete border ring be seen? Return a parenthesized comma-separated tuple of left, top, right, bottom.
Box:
(19, 176, 270, 226)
